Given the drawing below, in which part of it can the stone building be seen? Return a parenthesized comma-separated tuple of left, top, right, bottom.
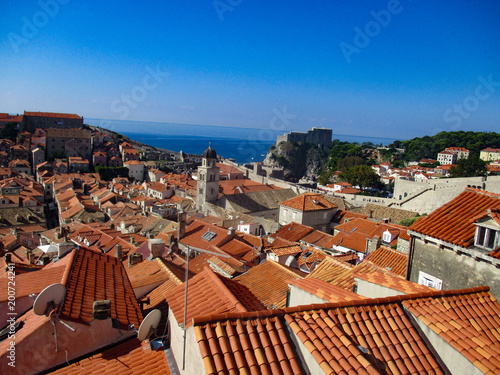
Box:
(196, 144, 220, 213)
(408, 188, 500, 300)
(278, 192, 338, 232)
(46, 128, 91, 160)
(276, 127, 332, 151)
(22, 111, 83, 132)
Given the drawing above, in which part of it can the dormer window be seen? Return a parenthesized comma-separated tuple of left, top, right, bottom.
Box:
(475, 225, 499, 249)
(473, 209, 500, 250)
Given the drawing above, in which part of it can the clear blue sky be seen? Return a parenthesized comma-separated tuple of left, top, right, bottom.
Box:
(1, 0, 499, 139)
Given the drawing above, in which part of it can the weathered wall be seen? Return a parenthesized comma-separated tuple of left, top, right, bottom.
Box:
(288, 284, 328, 307)
(393, 176, 500, 214)
(409, 238, 500, 301)
(354, 278, 405, 299)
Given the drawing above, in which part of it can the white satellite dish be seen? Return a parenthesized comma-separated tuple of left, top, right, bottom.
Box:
(33, 283, 66, 316)
(137, 309, 161, 341)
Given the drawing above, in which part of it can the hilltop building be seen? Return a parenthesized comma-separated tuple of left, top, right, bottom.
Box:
(276, 127, 332, 151)
(480, 147, 500, 162)
(22, 111, 83, 132)
(437, 147, 469, 165)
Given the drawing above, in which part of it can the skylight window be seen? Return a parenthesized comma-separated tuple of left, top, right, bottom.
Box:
(202, 230, 217, 241)
(302, 251, 313, 259)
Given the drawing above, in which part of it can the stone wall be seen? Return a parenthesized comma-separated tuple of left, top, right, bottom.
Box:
(393, 176, 500, 214)
(408, 236, 500, 301)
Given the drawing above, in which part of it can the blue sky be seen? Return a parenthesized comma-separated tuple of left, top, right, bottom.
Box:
(0, 0, 499, 139)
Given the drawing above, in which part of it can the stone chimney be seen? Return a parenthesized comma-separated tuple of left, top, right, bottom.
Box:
(26, 249, 35, 264)
(128, 253, 143, 267)
(177, 210, 187, 239)
(115, 243, 123, 259)
(57, 241, 74, 258)
(227, 227, 236, 238)
(148, 238, 165, 259)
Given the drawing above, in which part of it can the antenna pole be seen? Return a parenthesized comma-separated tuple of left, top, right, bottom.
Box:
(182, 246, 190, 370)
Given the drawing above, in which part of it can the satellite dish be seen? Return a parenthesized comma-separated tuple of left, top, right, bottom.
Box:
(33, 283, 66, 316)
(137, 309, 161, 341)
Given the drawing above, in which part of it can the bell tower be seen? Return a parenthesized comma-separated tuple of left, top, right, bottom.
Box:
(196, 143, 220, 212)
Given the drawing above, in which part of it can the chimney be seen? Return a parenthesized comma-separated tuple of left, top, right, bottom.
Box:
(40, 255, 50, 266)
(26, 249, 35, 265)
(382, 218, 390, 224)
(57, 241, 74, 258)
(148, 239, 165, 259)
(177, 210, 187, 239)
(128, 252, 143, 267)
(368, 210, 373, 219)
(4, 252, 12, 264)
(228, 227, 236, 238)
(115, 243, 123, 259)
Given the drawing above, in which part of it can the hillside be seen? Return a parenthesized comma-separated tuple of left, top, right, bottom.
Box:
(263, 141, 328, 182)
(395, 130, 500, 161)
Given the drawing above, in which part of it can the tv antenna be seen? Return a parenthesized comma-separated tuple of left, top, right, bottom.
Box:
(33, 283, 66, 316)
(136, 309, 162, 341)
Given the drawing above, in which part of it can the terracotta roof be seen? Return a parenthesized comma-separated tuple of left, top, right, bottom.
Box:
(280, 193, 337, 211)
(194, 314, 303, 375)
(166, 267, 250, 327)
(234, 260, 305, 309)
(364, 246, 408, 277)
(410, 189, 500, 248)
(353, 262, 433, 295)
(307, 257, 355, 289)
(24, 111, 82, 119)
(288, 278, 366, 303)
(403, 286, 500, 374)
(59, 247, 142, 329)
(0, 254, 71, 301)
(189, 288, 500, 375)
(272, 222, 314, 243)
(125, 258, 172, 289)
(268, 245, 303, 257)
(219, 179, 282, 195)
(49, 338, 171, 374)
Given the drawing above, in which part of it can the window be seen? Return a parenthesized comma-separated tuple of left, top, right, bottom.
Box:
(418, 271, 442, 290)
(475, 225, 499, 250)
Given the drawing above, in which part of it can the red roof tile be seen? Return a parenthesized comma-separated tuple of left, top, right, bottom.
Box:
(234, 260, 306, 309)
(403, 286, 500, 374)
(280, 192, 337, 211)
(49, 338, 171, 374)
(364, 246, 408, 277)
(410, 189, 500, 247)
(59, 247, 142, 329)
(288, 278, 366, 304)
(166, 267, 250, 327)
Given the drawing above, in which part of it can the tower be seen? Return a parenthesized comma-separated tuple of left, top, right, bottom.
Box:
(196, 143, 220, 212)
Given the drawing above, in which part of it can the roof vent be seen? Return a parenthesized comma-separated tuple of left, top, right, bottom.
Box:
(357, 345, 369, 355)
(312, 199, 319, 205)
(93, 300, 112, 320)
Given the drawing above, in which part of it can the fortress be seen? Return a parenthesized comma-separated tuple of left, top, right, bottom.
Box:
(276, 127, 332, 151)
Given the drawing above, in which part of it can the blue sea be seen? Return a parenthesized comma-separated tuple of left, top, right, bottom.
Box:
(86, 118, 400, 165)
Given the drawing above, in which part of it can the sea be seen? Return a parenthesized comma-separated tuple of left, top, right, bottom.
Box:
(86, 118, 400, 165)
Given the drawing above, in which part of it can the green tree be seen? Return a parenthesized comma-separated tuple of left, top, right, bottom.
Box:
(339, 164, 380, 191)
(449, 157, 487, 178)
(336, 156, 364, 171)
(0, 122, 19, 141)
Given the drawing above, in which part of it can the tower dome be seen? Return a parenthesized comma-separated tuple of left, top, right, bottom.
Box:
(203, 143, 217, 159)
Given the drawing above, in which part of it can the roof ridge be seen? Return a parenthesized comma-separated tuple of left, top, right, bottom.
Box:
(270, 259, 305, 277)
(155, 258, 183, 285)
(202, 266, 248, 313)
(191, 285, 491, 326)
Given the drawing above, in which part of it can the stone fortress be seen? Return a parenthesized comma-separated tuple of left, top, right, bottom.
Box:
(276, 127, 332, 151)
